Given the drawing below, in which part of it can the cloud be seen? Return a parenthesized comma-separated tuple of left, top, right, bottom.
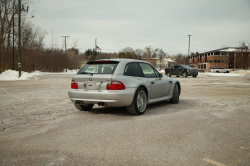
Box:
(30, 0, 250, 54)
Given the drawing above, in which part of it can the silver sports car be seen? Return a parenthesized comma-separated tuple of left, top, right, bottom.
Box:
(68, 59, 181, 115)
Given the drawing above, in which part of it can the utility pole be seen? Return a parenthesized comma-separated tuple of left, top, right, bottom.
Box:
(13, 17, 15, 70)
(18, 0, 21, 77)
(187, 35, 192, 65)
(61, 36, 69, 72)
(17, 1, 29, 77)
(95, 38, 97, 60)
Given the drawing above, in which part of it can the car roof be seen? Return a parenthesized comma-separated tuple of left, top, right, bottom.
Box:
(96, 58, 151, 64)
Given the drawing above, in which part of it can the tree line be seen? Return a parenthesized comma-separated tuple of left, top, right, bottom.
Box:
(84, 46, 189, 67)
(0, 0, 82, 74)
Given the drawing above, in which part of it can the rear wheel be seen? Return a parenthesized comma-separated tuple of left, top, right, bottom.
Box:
(176, 76, 180, 77)
(183, 72, 187, 77)
(192, 75, 197, 77)
(127, 88, 147, 115)
(74, 103, 94, 111)
(170, 84, 179, 104)
(167, 72, 171, 77)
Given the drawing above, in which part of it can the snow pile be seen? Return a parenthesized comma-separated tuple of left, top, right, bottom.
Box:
(159, 69, 165, 74)
(0, 69, 78, 81)
(0, 70, 46, 81)
(54, 69, 78, 74)
(199, 72, 245, 77)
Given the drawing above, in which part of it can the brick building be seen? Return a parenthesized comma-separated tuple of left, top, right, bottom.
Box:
(189, 47, 250, 70)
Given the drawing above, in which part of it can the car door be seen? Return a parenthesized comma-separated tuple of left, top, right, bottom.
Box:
(177, 66, 183, 75)
(153, 68, 173, 97)
(172, 65, 179, 75)
(139, 63, 164, 99)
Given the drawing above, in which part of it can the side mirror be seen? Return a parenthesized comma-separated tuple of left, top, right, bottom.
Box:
(159, 73, 163, 78)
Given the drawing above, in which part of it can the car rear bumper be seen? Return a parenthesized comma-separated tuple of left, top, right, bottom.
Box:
(68, 88, 136, 107)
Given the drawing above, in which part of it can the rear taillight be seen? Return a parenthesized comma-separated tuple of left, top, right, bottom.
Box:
(107, 81, 125, 90)
(71, 80, 78, 89)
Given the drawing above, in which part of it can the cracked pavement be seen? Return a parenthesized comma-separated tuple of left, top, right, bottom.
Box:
(0, 74, 250, 165)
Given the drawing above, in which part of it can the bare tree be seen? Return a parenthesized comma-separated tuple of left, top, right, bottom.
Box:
(120, 47, 134, 54)
(171, 53, 187, 65)
(72, 39, 78, 48)
(135, 48, 144, 59)
(157, 49, 166, 69)
(144, 46, 159, 59)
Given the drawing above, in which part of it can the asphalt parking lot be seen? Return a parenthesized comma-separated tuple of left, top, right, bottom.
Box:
(0, 74, 250, 165)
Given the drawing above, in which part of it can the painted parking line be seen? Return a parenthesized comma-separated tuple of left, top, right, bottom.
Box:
(1, 88, 25, 102)
(203, 158, 227, 166)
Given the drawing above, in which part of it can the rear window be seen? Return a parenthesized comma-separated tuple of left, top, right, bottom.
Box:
(77, 61, 119, 74)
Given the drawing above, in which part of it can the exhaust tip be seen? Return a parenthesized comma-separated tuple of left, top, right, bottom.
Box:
(98, 102, 105, 106)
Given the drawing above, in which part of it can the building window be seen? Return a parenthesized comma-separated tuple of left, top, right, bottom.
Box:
(211, 60, 213, 63)
(222, 60, 224, 63)
(218, 60, 220, 63)
(214, 60, 217, 63)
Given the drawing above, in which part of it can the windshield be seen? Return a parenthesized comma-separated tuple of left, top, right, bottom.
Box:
(180, 65, 192, 69)
(77, 62, 118, 74)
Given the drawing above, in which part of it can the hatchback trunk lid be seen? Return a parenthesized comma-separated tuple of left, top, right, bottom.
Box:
(73, 60, 119, 90)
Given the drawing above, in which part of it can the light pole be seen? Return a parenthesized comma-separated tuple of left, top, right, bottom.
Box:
(187, 35, 192, 65)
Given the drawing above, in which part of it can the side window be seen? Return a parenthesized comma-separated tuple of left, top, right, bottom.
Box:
(153, 68, 161, 78)
(174, 65, 179, 69)
(139, 63, 156, 78)
(124, 62, 144, 77)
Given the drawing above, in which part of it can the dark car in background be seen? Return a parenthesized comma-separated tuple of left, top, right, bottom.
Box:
(165, 65, 198, 77)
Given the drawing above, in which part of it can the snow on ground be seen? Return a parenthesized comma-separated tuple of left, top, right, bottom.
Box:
(0, 69, 78, 81)
(199, 72, 245, 77)
(159, 69, 165, 74)
(1, 69, 248, 81)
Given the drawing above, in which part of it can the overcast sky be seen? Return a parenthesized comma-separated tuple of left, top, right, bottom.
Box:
(29, 0, 250, 55)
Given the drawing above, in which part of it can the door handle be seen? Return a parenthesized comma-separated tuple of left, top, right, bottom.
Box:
(151, 81, 155, 84)
(169, 81, 172, 84)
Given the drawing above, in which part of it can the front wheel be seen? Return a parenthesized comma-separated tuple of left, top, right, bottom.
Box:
(170, 84, 179, 104)
(183, 72, 187, 77)
(127, 88, 147, 115)
(74, 103, 94, 111)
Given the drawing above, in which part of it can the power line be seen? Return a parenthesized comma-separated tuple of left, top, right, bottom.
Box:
(36, 0, 64, 34)
(32, 1, 60, 35)
(33, 16, 52, 32)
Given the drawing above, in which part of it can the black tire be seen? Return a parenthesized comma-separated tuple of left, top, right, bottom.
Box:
(167, 72, 171, 77)
(74, 103, 94, 111)
(127, 87, 147, 115)
(216, 70, 219, 73)
(170, 84, 179, 104)
(176, 76, 180, 77)
(192, 75, 197, 77)
(183, 72, 187, 77)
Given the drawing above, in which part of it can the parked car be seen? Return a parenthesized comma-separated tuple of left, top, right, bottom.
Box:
(210, 67, 230, 73)
(68, 59, 181, 115)
(165, 65, 198, 77)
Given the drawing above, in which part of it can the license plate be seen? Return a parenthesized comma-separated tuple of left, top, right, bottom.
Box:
(86, 81, 97, 89)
